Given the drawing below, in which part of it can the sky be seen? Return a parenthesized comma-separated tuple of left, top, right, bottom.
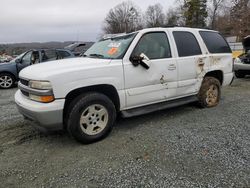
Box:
(0, 0, 175, 43)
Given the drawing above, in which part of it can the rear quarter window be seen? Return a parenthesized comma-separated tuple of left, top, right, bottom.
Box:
(57, 50, 72, 58)
(173, 31, 202, 57)
(199, 31, 232, 53)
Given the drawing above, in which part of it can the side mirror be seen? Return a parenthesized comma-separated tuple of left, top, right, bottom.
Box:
(130, 53, 151, 69)
(15, 59, 21, 64)
(130, 55, 144, 66)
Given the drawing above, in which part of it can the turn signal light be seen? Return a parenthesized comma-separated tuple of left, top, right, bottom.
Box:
(29, 94, 55, 103)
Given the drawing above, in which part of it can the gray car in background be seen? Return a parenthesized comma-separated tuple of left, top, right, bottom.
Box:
(0, 49, 74, 89)
(234, 36, 250, 78)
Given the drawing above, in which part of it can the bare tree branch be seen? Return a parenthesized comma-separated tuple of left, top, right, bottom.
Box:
(103, 1, 143, 34)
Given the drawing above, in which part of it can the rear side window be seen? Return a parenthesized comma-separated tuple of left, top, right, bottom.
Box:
(41, 50, 57, 62)
(173, 31, 202, 57)
(199, 31, 232, 53)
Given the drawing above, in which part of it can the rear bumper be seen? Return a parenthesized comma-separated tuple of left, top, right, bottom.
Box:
(15, 90, 65, 131)
(223, 72, 234, 86)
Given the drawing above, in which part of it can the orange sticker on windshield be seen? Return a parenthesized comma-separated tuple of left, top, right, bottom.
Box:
(108, 47, 118, 55)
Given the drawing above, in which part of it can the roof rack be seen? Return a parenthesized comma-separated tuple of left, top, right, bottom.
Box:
(102, 33, 126, 40)
(164, 25, 178, 28)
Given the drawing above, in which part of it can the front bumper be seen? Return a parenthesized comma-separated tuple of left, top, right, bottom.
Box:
(15, 90, 65, 131)
(234, 62, 250, 71)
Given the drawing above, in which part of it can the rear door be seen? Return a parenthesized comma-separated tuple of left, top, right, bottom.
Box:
(172, 31, 204, 96)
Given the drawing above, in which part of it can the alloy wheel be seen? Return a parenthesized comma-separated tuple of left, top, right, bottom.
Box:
(0, 75, 13, 88)
(79, 104, 109, 136)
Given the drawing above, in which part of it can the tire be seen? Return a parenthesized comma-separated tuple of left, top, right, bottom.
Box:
(67, 92, 116, 144)
(197, 77, 221, 108)
(235, 71, 245, 78)
(0, 73, 15, 89)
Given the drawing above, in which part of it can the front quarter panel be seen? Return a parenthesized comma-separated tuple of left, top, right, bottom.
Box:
(49, 59, 125, 107)
(0, 63, 18, 78)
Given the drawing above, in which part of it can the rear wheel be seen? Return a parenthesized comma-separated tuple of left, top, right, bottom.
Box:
(67, 92, 116, 144)
(0, 73, 15, 89)
(235, 71, 245, 78)
(197, 77, 221, 108)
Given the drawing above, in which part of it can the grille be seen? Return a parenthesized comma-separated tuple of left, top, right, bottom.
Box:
(20, 78, 29, 86)
(19, 78, 29, 97)
(21, 90, 29, 97)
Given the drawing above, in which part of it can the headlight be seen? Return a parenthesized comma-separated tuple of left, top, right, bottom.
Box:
(234, 57, 242, 64)
(28, 80, 54, 103)
(29, 80, 52, 90)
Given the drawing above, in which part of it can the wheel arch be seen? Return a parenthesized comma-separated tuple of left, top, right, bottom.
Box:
(63, 84, 120, 126)
(0, 71, 17, 81)
(204, 70, 223, 85)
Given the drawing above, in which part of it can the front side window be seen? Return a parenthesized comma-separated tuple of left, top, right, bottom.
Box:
(21, 51, 32, 66)
(173, 31, 202, 57)
(84, 33, 137, 59)
(10, 52, 25, 64)
(199, 31, 232, 53)
(131, 32, 172, 59)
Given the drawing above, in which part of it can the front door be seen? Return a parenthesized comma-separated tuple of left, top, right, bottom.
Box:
(16, 51, 33, 73)
(123, 32, 178, 109)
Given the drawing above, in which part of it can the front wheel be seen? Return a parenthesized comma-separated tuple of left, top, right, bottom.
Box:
(0, 73, 15, 89)
(67, 92, 116, 144)
(197, 77, 221, 108)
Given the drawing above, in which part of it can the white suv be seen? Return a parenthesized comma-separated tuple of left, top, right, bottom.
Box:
(15, 27, 234, 144)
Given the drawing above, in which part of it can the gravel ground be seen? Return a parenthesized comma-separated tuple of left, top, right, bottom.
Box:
(0, 78, 249, 188)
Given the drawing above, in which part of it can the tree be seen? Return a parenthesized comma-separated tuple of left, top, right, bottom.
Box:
(145, 3, 165, 27)
(165, 5, 186, 26)
(183, 0, 208, 28)
(103, 1, 143, 34)
(213, 6, 233, 36)
(208, 0, 225, 29)
(230, 0, 250, 40)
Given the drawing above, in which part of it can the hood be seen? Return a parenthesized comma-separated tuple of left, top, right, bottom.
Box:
(0, 61, 16, 68)
(19, 57, 112, 80)
(243, 36, 250, 51)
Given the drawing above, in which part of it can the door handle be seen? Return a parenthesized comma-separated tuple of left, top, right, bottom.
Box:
(168, 64, 176, 70)
(198, 58, 205, 66)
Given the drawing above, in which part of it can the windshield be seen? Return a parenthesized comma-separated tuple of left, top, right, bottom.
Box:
(84, 33, 137, 59)
(9, 52, 25, 63)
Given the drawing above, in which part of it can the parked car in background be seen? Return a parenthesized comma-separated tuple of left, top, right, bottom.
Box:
(234, 36, 250, 78)
(64, 42, 86, 56)
(0, 49, 74, 89)
(0, 54, 13, 63)
(15, 27, 233, 144)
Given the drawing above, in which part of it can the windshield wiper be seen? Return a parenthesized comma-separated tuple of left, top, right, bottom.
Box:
(88, 54, 104, 58)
